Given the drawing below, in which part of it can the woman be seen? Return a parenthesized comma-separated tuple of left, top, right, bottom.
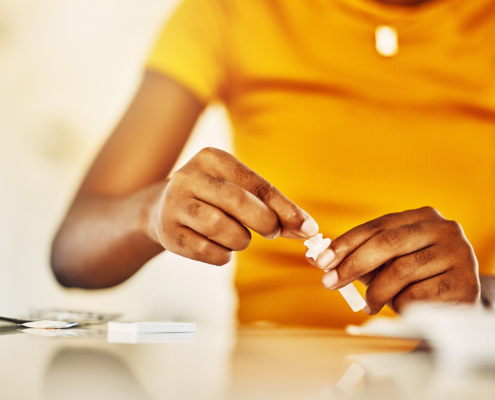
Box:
(51, 0, 495, 327)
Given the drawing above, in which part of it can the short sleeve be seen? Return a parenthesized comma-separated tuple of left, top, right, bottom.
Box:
(146, 0, 229, 105)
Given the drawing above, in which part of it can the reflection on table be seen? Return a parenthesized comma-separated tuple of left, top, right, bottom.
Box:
(0, 322, 493, 400)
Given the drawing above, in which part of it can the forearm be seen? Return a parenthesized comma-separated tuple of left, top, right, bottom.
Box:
(51, 181, 166, 289)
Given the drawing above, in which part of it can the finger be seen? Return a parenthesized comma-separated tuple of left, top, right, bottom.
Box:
(391, 272, 478, 313)
(306, 248, 337, 271)
(164, 224, 232, 266)
(322, 207, 442, 271)
(358, 266, 384, 287)
(280, 226, 318, 239)
(179, 199, 251, 251)
(323, 220, 438, 290)
(190, 173, 280, 239)
(195, 148, 319, 238)
(364, 246, 451, 315)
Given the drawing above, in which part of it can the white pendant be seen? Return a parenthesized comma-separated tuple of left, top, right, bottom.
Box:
(375, 25, 398, 57)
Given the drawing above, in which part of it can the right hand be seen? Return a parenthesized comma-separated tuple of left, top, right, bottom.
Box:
(148, 147, 319, 265)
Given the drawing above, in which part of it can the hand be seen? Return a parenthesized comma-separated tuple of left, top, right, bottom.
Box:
(149, 147, 319, 265)
(307, 207, 480, 314)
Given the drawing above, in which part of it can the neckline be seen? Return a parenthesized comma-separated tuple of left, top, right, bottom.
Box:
(331, 0, 464, 30)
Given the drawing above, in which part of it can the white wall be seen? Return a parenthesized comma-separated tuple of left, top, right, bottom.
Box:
(0, 0, 236, 324)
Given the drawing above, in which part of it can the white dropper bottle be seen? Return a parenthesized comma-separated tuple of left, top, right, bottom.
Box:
(304, 234, 367, 312)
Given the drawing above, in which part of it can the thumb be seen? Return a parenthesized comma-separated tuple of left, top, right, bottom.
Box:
(267, 194, 319, 240)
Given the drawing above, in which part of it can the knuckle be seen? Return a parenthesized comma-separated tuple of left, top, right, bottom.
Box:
(277, 204, 306, 233)
(229, 189, 248, 210)
(382, 212, 399, 222)
(250, 182, 275, 203)
(377, 229, 401, 249)
(363, 218, 384, 233)
(157, 216, 176, 246)
(193, 240, 211, 259)
(205, 211, 224, 233)
(402, 222, 423, 235)
(339, 257, 358, 281)
(407, 284, 429, 302)
(420, 205, 435, 213)
(414, 248, 436, 266)
(235, 163, 257, 182)
(175, 233, 187, 249)
(337, 235, 354, 253)
(186, 202, 201, 217)
(198, 147, 221, 159)
(436, 279, 451, 296)
(391, 258, 412, 281)
(208, 176, 226, 191)
(170, 169, 189, 186)
(193, 147, 224, 168)
(444, 220, 463, 235)
(419, 206, 442, 219)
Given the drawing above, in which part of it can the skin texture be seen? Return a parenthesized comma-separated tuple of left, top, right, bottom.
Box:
(51, 71, 317, 288)
(307, 207, 482, 314)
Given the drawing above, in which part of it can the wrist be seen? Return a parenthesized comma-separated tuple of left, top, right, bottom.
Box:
(137, 180, 168, 244)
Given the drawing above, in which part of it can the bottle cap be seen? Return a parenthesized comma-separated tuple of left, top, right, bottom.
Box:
(304, 233, 331, 261)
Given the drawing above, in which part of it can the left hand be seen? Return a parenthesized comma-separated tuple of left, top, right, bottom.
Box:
(307, 207, 480, 314)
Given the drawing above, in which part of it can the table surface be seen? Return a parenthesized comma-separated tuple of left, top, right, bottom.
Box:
(0, 322, 492, 400)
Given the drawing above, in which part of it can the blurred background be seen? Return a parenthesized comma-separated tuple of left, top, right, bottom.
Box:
(0, 0, 236, 324)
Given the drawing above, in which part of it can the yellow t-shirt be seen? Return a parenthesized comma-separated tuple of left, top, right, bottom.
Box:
(147, 0, 495, 327)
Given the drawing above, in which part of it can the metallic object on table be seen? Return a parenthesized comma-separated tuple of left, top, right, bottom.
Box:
(28, 308, 121, 325)
(0, 316, 78, 329)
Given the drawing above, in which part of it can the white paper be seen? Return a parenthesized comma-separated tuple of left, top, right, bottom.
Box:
(107, 322, 196, 334)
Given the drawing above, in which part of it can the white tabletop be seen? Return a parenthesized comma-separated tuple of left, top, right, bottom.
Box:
(0, 322, 492, 400)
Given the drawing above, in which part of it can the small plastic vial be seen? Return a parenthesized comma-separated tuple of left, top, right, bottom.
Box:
(304, 233, 331, 261)
(304, 234, 367, 312)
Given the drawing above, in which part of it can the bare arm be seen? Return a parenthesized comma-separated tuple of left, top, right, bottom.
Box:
(51, 71, 319, 289)
(51, 71, 203, 288)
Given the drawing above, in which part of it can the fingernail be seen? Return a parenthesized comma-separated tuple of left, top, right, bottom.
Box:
(300, 217, 319, 237)
(269, 227, 281, 240)
(316, 249, 336, 270)
(286, 229, 309, 239)
(363, 305, 372, 315)
(322, 269, 339, 289)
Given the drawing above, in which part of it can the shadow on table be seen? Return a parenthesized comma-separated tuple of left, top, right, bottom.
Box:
(43, 348, 154, 400)
(0, 325, 22, 336)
